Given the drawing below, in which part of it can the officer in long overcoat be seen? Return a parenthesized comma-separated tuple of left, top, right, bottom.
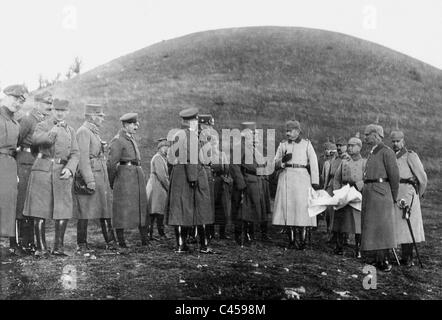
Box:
(73, 104, 115, 252)
(167, 107, 214, 253)
(272, 120, 320, 249)
(390, 130, 427, 267)
(332, 136, 366, 257)
(107, 113, 149, 248)
(361, 124, 399, 272)
(23, 98, 80, 257)
(16, 91, 52, 253)
(146, 138, 170, 240)
(0, 85, 28, 255)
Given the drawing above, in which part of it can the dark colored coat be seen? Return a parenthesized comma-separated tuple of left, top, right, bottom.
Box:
(23, 117, 80, 220)
(16, 109, 46, 219)
(107, 128, 147, 229)
(361, 142, 400, 251)
(0, 107, 19, 237)
(212, 151, 232, 225)
(166, 127, 213, 226)
(73, 121, 112, 220)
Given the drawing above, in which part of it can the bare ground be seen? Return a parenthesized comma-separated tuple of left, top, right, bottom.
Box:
(1, 179, 441, 300)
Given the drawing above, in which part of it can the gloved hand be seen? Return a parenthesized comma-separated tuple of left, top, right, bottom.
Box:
(60, 168, 72, 180)
(282, 153, 292, 163)
(86, 181, 96, 190)
(311, 184, 321, 191)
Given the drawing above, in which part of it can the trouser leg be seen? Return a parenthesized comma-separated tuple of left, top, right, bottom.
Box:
(116, 228, 127, 248)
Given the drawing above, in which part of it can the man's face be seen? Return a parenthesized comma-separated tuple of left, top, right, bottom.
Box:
(347, 144, 361, 156)
(336, 144, 347, 155)
(5, 95, 25, 113)
(364, 130, 377, 146)
(286, 128, 300, 141)
(391, 138, 404, 152)
(125, 122, 139, 135)
(52, 109, 68, 121)
(159, 145, 169, 155)
(91, 114, 105, 127)
(36, 102, 51, 115)
(189, 119, 199, 132)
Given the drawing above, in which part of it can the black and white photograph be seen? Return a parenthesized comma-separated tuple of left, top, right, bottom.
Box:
(0, 0, 441, 305)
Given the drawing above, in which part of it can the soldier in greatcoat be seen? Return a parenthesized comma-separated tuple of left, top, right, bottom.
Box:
(146, 138, 170, 240)
(0, 85, 28, 256)
(73, 104, 116, 252)
(332, 136, 366, 257)
(23, 99, 80, 257)
(390, 130, 427, 267)
(167, 107, 214, 253)
(107, 113, 149, 248)
(272, 120, 320, 250)
(361, 124, 399, 272)
(16, 91, 52, 254)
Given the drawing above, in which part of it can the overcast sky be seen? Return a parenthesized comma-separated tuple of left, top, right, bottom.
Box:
(0, 0, 441, 91)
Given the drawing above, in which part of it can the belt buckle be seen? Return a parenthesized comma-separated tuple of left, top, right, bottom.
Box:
(379, 178, 384, 183)
(127, 162, 132, 166)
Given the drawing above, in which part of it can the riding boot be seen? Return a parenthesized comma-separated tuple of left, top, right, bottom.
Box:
(261, 221, 271, 241)
(288, 227, 296, 249)
(334, 232, 344, 255)
(34, 218, 49, 258)
(139, 226, 149, 246)
(100, 218, 117, 250)
(244, 222, 253, 245)
(219, 225, 229, 240)
(234, 223, 243, 246)
(298, 227, 307, 250)
(157, 215, 168, 239)
(76, 219, 89, 252)
(20, 218, 35, 253)
(116, 229, 127, 248)
(355, 234, 362, 258)
(207, 224, 215, 242)
(248, 222, 255, 241)
(175, 226, 189, 253)
(198, 225, 214, 254)
(401, 243, 414, 267)
(52, 219, 68, 256)
(376, 249, 392, 272)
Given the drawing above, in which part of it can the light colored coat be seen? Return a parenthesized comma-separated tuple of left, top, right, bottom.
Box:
(0, 107, 19, 237)
(23, 117, 79, 220)
(361, 143, 399, 251)
(73, 121, 112, 220)
(272, 139, 319, 227)
(146, 152, 169, 215)
(394, 148, 426, 244)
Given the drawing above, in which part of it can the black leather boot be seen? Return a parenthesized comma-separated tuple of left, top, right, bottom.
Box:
(261, 221, 271, 241)
(148, 214, 158, 241)
(139, 226, 149, 246)
(355, 234, 362, 259)
(21, 218, 36, 253)
(34, 218, 49, 258)
(298, 227, 307, 251)
(52, 219, 68, 256)
(157, 215, 168, 239)
(207, 224, 215, 242)
(334, 232, 344, 255)
(116, 229, 127, 248)
(376, 249, 392, 272)
(244, 222, 253, 246)
(100, 219, 117, 250)
(76, 219, 90, 253)
(198, 225, 214, 254)
(288, 227, 296, 249)
(219, 225, 229, 240)
(400, 244, 414, 267)
(234, 223, 243, 246)
(175, 226, 189, 253)
(248, 222, 255, 241)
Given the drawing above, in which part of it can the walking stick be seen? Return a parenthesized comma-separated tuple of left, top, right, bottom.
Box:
(400, 196, 424, 268)
(392, 248, 400, 266)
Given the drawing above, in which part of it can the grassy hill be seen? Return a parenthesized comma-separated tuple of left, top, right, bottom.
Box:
(29, 26, 442, 172)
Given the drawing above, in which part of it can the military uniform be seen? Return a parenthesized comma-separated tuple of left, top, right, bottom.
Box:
(167, 108, 214, 253)
(107, 113, 148, 247)
(73, 104, 115, 251)
(23, 99, 80, 256)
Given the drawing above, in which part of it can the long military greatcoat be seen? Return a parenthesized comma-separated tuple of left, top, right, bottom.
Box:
(394, 148, 427, 244)
(146, 152, 169, 215)
(0, 107, 19, 237)
(16, 108, 46, 219)
(361, 142, 399, 251)
(73, 121, 112, 220)
(230, 137, 271, 224)
(272, 138, 319, 227)
(23, 117, 80, 220)
(107, 128, 147, 229)
(332, 154, 366, 234)
(212, 151, 232, 225)
(166, 127, 213, 226)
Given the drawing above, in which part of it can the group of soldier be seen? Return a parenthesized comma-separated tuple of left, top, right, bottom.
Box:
(0, 84, 427, 273)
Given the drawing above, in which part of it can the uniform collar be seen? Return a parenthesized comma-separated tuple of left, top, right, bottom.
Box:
(120, 128, 134, 140)
(371, 142, 385, 155)
(396, 147, 407, 159)
(0, 106, 14, 120)
(84, 121, 100, 135)
(51, 116, 67, 128)
(287, 136, 302, 144)
(30, 108, 46, 122)
(350, 153, 362, 161)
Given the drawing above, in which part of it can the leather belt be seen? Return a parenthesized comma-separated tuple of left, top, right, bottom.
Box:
(18, 146, 31, 153)
(40, 154, 68, 165)
(285, 164, 307, 169)
(364, 178, 389, 183)
(400, 178, 415, 185)
(243, 167, 257, 175)
(0, 148, 15, 156)
(119, 160, 140, 166)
